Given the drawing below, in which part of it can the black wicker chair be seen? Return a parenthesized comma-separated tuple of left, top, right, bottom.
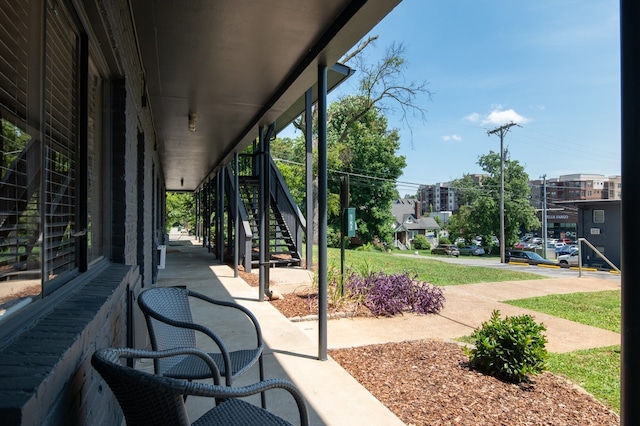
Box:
(91, 347, 309, 426)
(137, 287, 266, 405)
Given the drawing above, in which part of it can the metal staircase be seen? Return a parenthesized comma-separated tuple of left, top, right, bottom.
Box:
(238, 175, 302, 268)
(218, 153, 305, 272)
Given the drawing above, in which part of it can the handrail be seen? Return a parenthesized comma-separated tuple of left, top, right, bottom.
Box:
(577, 237, 621, 276)
(223, 165, 253, 272)
(268, 156, 305, 260)
(268, 156, 306, 231)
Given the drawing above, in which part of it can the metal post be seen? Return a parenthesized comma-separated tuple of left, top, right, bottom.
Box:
(318, 64, 328, 361)
(217, 169, 225, 263)
(620, 1, 640, 421)
(500, 134, 505, 263)
(542, 175, 547, 258)
(305, 88, 314, 269)
(258, 126, 266, 302)
(263, 124, 272, 298)
(234, 153, 239, 278)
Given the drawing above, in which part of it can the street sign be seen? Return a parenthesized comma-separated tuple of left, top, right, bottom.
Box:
(346, 208, 356, 237)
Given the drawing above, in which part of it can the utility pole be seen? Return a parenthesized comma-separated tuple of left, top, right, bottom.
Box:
(487, 122, 519, 263)
(541, 174, 547, 258)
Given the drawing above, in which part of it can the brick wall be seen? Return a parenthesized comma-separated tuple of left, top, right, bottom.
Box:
(0, 0, 161, 423)
(0, 264, 134, 425)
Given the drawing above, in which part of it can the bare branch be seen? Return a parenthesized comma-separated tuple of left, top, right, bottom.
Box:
(341, 35, 379, 64)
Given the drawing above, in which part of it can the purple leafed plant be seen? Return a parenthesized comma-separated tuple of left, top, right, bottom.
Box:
(346, 271, 445, 317)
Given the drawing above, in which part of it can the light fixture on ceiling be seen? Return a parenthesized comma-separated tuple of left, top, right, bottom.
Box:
(188, 113, 197, 132)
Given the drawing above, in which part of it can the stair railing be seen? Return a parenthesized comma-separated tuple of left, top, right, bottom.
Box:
(223, 165, 253, 272)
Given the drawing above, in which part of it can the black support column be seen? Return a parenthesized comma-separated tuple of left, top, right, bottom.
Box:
(317, 64, 328, 361)
(620, 1, 639, 423)
(305, 88, 314, 270)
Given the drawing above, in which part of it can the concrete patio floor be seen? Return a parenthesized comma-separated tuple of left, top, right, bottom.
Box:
(151, 233, 404, 425)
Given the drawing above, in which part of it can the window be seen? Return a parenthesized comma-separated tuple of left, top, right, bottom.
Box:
(0, 1, 42, 304)
(44, 3, 79, 290)
(593, 209, 605, 223)
(0, 0, 106, 319)
(87, 58, 106, 264)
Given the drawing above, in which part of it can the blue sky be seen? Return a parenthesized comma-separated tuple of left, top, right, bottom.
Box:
(283, 0, 620, 196)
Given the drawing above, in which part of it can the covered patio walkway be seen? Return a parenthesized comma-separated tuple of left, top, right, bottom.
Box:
(150, 230, 403, 425)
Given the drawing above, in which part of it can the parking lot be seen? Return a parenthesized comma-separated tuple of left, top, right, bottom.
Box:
(398, 252, 621, 282)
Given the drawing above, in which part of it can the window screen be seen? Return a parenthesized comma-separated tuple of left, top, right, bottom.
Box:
(0, 1, 42, 304)
(87, 58, 104, 264)
(43, 4, 79, 286)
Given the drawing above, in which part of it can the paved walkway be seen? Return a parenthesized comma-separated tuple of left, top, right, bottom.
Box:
(157, 233, 621, 425)
(280, 275, 620, 353)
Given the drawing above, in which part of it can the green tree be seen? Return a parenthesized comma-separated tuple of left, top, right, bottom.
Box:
(326, 95, 406, 244)
(279, 39, 430, 245)
(451, 151, 539, 247)
(166, 192, 195, 231)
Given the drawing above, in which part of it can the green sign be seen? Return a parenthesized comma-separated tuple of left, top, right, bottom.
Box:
(346, 208, 356, 237)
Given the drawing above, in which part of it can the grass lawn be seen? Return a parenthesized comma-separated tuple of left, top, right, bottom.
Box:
(547, 345, 620, 413)
(503, 290, 621, 333)
(325, 247, 544, 286)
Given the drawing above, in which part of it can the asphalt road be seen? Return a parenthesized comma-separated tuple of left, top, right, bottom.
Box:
(395, 252, 622, 282)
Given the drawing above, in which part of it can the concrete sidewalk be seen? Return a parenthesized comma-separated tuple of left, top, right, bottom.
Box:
(286, 276, 620, 354)
(157, 233, 620, 424)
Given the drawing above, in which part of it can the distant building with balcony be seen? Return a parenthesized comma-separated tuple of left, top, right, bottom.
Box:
(418, 174, 486, 214)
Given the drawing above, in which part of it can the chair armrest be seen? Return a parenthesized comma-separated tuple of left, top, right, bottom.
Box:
(111, 347, 223, 385)
(185, 378, 309, 426)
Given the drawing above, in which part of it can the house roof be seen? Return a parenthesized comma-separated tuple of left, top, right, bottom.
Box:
(391, 199, 440, 231)
(403, 216, 440, 230)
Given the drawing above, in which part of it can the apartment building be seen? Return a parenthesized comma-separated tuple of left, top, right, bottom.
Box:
(418, 174, 485, 214)
(530, 174, 622, 240)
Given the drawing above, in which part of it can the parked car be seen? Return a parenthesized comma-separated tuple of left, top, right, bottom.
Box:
(458, 245, 486, 256)
(558, 249, 580, 266)
(505, 250, 557, 266)
(556, 245, 575, 256)
(431, 244, 460, 257)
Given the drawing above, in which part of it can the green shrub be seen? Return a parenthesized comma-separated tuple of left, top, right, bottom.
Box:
(468, 310, 548, 383)
(411, 235, 430, 250)
(326, 227, 342, 248)
(438, 236, 451, 245)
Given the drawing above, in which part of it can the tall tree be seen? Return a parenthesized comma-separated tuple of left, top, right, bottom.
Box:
(278, 39, 431, 245)
(326, 95, 406, 244)
(451, 151, 539, 247)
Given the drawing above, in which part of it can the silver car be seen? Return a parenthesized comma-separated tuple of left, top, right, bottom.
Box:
(558, 249, 579, 266)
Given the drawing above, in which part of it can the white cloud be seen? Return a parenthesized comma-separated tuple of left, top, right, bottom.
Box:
(442, 134, 462, 141)
(482, 108, 531, 126)
(464, 112, 481, 122)
(465, 108, 531, 126)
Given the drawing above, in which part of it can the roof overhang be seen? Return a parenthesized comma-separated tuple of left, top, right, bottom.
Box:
(129, 0, 401, 191)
